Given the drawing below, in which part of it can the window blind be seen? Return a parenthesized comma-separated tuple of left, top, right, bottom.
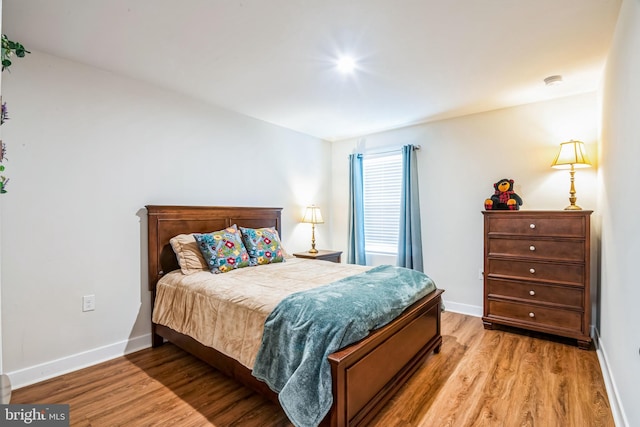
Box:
(362, 153, 402, 254)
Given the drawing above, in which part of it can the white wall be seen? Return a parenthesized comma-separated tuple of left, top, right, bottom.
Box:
(0, 51, 332, 386)
(331, 93, 599, 316)
(599, 1, 640, 425)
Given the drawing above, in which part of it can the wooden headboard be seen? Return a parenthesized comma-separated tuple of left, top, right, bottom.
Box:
(146, 205, 282, 291)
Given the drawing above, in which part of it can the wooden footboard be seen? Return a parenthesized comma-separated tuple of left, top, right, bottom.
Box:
(325, 288, 443, 427)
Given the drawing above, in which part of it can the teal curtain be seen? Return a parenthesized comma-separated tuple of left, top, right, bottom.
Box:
(347, 153, 366, 265)
(397, 145, 423, 271)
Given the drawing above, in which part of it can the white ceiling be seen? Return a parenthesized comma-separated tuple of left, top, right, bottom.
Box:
(2, 0, 622, 141)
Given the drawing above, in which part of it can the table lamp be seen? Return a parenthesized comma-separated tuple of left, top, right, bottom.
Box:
(301, 205, 324, 253)
(550, 140, 592, 210)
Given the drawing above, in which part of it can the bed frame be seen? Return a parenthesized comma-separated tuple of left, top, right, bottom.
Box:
(146, 205, 443, 427)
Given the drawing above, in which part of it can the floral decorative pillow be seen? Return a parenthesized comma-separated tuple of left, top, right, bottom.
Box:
(194, 225, 250, 273)
(239, 226, 285, 266)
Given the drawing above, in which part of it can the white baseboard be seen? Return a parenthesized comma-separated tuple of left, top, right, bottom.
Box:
(594, 329, 629, 427)
(442, 299, 483, 317)
(7, 334, 152, 390)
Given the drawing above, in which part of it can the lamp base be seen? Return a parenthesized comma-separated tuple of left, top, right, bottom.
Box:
(564, 204, 583, 211)
(308, 222, 318, 254)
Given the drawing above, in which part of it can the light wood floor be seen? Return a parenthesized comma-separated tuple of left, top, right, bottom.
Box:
(12, 312, 614, 426)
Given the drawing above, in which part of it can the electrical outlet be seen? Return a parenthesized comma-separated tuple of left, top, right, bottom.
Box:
(478, 268, 484, 280)
(82, 295, 95, 312)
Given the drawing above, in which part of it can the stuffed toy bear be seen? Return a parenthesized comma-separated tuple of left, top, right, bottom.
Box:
(484, 178, 523, 210)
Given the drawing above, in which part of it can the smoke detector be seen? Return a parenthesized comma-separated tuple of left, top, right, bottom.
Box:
(544, 75, 563, 86)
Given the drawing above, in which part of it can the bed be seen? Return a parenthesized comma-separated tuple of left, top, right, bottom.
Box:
(146, 205, 444, 427)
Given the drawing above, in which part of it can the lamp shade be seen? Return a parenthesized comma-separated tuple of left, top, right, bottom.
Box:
(551, 140, 592, 169)
(301, 205, 324, 224)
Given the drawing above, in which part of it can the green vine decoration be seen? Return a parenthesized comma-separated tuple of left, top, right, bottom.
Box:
(1, 34, 30, 193)
(2, 34, 30, 71)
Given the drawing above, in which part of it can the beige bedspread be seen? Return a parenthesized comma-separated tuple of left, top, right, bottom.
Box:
(152, 257, 370, 369)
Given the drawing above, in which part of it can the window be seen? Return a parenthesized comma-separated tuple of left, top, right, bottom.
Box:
(362, 152, 402, 254)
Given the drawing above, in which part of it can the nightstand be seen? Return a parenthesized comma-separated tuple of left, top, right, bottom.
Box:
(293, 250, 342, 263)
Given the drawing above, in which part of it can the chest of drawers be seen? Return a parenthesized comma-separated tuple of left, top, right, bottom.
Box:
(482, 210, 592, 349)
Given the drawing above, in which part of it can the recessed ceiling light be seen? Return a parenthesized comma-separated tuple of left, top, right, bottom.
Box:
(336, 56, 356, 73)
(544, 75, 563, 86)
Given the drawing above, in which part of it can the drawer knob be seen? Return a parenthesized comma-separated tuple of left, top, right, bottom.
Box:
(529, 245, 536, 251)
(529, 312, 535, 318)
(529, 290, 536, 296)
(530, 223, 536, 229)
(529, 268, 535, 274)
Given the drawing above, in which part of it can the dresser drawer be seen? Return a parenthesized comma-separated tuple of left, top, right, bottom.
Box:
(487, 238, 584, 262)
(487, 278, 584, 308)
(486, 216, 585, 237)
(487, 300, 583, 331)
(487, 258, 584, 285)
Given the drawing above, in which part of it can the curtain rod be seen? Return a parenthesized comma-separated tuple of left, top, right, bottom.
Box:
(354, 144, 421, 156)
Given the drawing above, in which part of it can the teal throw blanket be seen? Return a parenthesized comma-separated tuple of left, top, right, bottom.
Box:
(251, 265, 437, 427)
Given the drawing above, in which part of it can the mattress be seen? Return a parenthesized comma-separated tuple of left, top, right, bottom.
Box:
(152, 257, 370, 368)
